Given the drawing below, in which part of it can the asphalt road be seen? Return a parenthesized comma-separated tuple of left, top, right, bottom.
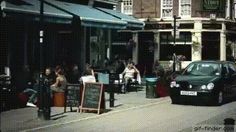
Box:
(30, 98, 236, 132)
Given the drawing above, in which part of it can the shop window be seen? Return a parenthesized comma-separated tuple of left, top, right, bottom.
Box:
(160, 32, 192, 61)
(178, 32, 192, 43)
(160, 45, 191, 61)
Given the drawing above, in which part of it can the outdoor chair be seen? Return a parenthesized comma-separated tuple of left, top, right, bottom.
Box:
(109, 73, 123, 93)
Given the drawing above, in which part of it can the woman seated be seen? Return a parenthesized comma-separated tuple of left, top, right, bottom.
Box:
(50, 65, 67, 93)
(121, 61, 140, 92)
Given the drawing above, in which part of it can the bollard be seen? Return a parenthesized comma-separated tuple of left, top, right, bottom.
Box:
(38, 78, 51, 120)
(224, 118, 235, 132)
(109, 92, 114, 107)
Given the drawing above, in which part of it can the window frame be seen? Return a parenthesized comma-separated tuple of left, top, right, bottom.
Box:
(161, 0, 173, 18)
(159, 32, 192, 61)
(179, 0, 191, 18)
(121, 0, 133, 15)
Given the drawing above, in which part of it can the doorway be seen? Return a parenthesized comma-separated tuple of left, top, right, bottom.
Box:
(138, 32, 154, 76)
(202, 32, 220, 60)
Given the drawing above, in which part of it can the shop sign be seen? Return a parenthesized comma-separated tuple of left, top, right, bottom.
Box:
(226, 22, 236, 31)
(202, 0, 223, 11)
(145, 23, 172, 30)
(202, 23, 222, 29)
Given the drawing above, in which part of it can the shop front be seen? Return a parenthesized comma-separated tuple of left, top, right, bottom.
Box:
(1, 0, 144, 91)
(141, 20, 236, 71)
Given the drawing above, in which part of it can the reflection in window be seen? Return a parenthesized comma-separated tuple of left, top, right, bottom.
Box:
(183, 63, 220, 76)
(228, 64, 236, 74)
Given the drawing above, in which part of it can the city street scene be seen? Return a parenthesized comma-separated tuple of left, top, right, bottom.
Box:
(1, 0, 236, 132)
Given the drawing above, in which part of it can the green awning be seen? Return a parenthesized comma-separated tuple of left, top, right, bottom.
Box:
(1, 0, 72, 23)
(1, 0, 127, 29)
(44, 0, 127, 29)
(97, 7, 145, 29)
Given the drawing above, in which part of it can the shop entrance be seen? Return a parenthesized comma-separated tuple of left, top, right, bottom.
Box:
(202, 32, 220, 60)
(138, 32, 154, 76)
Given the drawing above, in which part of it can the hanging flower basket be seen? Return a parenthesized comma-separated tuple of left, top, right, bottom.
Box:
(192, 41, 201, 51)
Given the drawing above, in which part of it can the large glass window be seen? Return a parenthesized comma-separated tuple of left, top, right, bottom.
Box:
(179, 0, 191, 17)
(160, 32, 192, 61)
(161, 0, 173, 18)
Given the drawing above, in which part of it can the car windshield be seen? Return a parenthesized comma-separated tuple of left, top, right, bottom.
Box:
(183, 62, 221, 76)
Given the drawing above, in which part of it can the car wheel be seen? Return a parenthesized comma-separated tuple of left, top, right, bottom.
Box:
(171, 98, 179, 104)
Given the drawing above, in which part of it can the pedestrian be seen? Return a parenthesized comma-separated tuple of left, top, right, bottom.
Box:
(152, 60, 165, 77)
(44, 67, 56, 85)
(83, 63, 95, 76)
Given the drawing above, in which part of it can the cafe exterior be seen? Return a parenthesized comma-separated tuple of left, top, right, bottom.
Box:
(0, 0, 144, 90)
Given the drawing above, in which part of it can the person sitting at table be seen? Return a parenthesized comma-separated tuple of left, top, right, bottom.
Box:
(50, 65, 67, 93)
(83, 63, 95, 76)
(80, 63, 96, 84)
(121, 61, 140, 92)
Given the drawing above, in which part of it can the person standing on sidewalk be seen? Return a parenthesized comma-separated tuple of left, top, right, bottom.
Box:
(152, 60, 165, 78)
(152, 60, 168, 97)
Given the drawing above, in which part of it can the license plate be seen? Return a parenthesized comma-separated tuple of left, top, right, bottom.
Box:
(180, 91, 197, 96)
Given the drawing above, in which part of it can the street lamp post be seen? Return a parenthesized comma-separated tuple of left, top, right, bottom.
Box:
(38, 0, 50, 120)
(172, 15, 181, 72)
(36, 1, 82, 120)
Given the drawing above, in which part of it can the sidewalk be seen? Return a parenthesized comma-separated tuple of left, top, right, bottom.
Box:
(1, 85, 169, 132)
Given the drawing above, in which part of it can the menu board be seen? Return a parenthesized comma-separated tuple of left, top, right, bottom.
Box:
(66, 84, 80, 108)
(80, 82, 103, 114)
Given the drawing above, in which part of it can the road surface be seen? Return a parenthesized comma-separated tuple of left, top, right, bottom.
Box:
(27, 97, 236, 132)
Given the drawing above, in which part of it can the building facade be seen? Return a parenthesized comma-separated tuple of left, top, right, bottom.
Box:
(131, 0, 236, 71)
(0, 0, 144, 91)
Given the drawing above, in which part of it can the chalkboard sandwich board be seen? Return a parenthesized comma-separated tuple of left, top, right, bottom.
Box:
(65, 84, 80, 112)
(80, 82, 103, 114)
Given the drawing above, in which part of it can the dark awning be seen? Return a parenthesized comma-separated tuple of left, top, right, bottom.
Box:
(1, 0, 127, 29)
(1, 0, 72, 23)
(97, 7, 145, 29)
(44, 0, 127, 29)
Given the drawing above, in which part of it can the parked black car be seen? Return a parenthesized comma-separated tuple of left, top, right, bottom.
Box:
(170, 61, 236, 106)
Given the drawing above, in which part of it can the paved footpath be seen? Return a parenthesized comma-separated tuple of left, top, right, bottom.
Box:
(1, 87, 166, 132)
(1, 88, 236, 132)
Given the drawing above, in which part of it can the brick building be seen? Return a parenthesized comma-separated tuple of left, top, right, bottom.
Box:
(129, 0, 236, 72)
